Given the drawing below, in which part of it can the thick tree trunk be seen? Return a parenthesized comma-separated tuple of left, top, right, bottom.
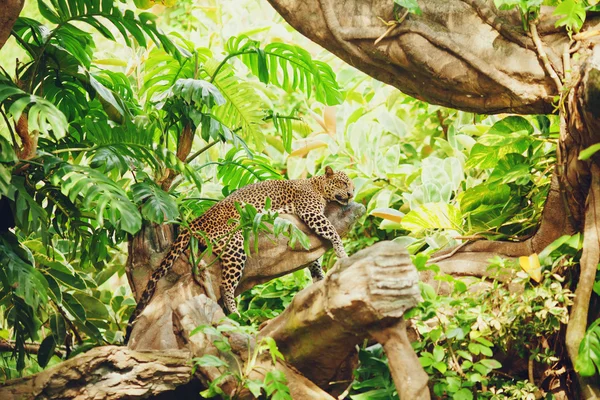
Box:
(265, 0, 600, 397)
(266, 0, 591, 114)
(1, 238, 428, 399)
(125, 202, 366, 348)
(0, 0, 24, 51)
(0, 346, 195, 399)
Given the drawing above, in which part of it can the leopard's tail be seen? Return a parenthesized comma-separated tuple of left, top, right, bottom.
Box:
(125, 229, 193, 344)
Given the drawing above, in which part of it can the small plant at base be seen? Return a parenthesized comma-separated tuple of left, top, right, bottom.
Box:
(191, 322, 291, 399)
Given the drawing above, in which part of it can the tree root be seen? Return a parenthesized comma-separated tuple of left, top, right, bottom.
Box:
(565, 164, 600, 399)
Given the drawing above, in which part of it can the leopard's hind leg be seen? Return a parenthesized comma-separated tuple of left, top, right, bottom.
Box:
(219, 231, 246, 315)
(306, 259, 325, 282)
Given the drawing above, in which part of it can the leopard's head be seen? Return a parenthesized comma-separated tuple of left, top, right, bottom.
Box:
(322, 166, 354, 205)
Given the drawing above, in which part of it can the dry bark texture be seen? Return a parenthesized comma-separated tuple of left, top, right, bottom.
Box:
(260, 241, 428, 398)
(126, 201, 366, 349)
(265, 0, 598, 114)
(265, 0, 600, 397)
(0, 0, 24, 51)
(0, 346, 194, 399)
(1, 235, 428, 399)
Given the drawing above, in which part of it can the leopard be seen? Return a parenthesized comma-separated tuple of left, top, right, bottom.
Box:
(125, 166, 354, 343)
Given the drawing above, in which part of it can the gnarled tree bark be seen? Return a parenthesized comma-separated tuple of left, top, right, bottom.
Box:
(0, 0, 24, 51)
(1, 229, 428, 399)
(265, 0, 600, 397)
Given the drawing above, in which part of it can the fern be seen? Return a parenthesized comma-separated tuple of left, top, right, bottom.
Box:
(225, 36, 343, 105)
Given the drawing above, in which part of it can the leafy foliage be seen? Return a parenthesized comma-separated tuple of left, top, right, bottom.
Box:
(0, 1, 595, 398)
(225, 36, 343, 106)
(191, 322, 291, 399)
(577, 318, 600, 377)
(553, 0, 587, 32)
(393, 0, 422, 15)
(0, 76, 68, 138)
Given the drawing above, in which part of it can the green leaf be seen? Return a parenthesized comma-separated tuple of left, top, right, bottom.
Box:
(89, 75, 126, 124)
(478, 358, 502, 370)
(576, 319, 600, 376)
(465, 143, 499, 170)
(193, 354, 229, 368)
(579, 143, 600, 161)
(226, 36, 342, 105)
(0, 134, 16, 196)
(433, 345, 445, 362)
(459, 184, 511, 213)
(132, 181, 179, 223)
(216, 149, 282, 195)
(393, 0, 422, 14)
(165, 78, 225, 109)
(49, 312, 66, 345)
(0, 77, 68, 139)
(246, 379, 264, 397)
(264, 370, 291, 400)
(72, 292, 109, 321)
(203, 59, 266, 150)
(488, 116, 534, 136)
(401, 203, 462, 234)
(453, 388, 474, 400)
(51, 163, 142, 234)
(433, 361, 447, 374)
(554, 0, 586, 32)
(37, 335, 57, 367)
(0, 233, 48, 309)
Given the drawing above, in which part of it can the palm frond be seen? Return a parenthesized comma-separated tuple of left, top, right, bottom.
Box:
(141, 47, 201, 102)
(225, 36, 343, 105)
(203, 58, 266, 150)
(37, 0, 180, 58)
(216, 148, 282, 195)
(0, 76, 68, 139)
(49, 162, 142, 234)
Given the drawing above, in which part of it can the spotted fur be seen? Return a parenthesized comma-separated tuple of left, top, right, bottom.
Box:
(125, 166, 354, 343)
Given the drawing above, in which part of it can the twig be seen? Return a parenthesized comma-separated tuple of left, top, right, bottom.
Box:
(563, 43, 572, 85)
(569, 41, 581, 54)
(529, 21, 563, 92)
(0, 339, 64, 358)
(373, 10, 409, 46)
(528, 357, 535, 386)
(337, 381, 354, 400)
(428, 240, 473, 264)
(453, 235, 485, 241)
(573, 29, 600, 41)
(185, 139, 219, 163)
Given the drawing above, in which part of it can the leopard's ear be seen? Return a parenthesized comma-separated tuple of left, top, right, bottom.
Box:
(325, 166, 334, 178)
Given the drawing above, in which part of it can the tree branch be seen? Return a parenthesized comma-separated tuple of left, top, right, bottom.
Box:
(0, 346, 194, 399)
(0, 0, 24, 51)
(266, 0, 585, 114)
